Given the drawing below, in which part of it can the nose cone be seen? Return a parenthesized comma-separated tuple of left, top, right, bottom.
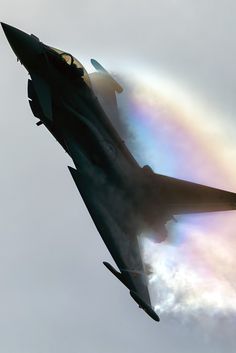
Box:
(1, 23, 43, 69)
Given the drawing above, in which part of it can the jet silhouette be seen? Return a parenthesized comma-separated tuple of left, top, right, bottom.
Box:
(2, 23, 236, 322)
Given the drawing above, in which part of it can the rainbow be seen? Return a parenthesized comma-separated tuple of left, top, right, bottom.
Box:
(118, 69, 236, 320)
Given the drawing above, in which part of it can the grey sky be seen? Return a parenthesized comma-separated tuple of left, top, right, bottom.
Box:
(1, 1, 236, 352)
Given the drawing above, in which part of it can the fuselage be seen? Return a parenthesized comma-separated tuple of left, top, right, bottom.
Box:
(28, 44, 158, 233)
(1, 22, 168, 240)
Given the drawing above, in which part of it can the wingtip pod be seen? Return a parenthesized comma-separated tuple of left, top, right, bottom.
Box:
(103, 263, 160, 321)
(91, 59, 123, 93)
(130, 291, 160, 322)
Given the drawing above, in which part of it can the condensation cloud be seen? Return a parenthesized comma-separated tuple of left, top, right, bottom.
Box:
(118, 71, 236, 321)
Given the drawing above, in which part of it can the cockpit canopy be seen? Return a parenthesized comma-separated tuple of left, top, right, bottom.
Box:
(46, 46, 91, 86)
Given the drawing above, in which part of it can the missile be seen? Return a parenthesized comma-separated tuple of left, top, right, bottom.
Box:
(103, 261, 128, 289)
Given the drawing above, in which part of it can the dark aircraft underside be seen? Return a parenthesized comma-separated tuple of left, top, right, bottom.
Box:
(2, 22, 236, 322)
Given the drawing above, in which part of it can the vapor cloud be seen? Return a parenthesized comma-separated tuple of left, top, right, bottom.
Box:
(118, 72, 236, 322)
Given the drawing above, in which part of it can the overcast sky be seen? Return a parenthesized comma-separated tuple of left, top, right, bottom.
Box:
(1, 1, 236, 353)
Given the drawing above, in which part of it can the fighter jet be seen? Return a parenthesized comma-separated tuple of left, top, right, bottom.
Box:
(2, 23, 236, 322)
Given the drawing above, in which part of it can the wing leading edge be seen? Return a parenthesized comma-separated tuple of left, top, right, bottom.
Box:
(148, 172, 236, 215)
(68, 166, 159, 322)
